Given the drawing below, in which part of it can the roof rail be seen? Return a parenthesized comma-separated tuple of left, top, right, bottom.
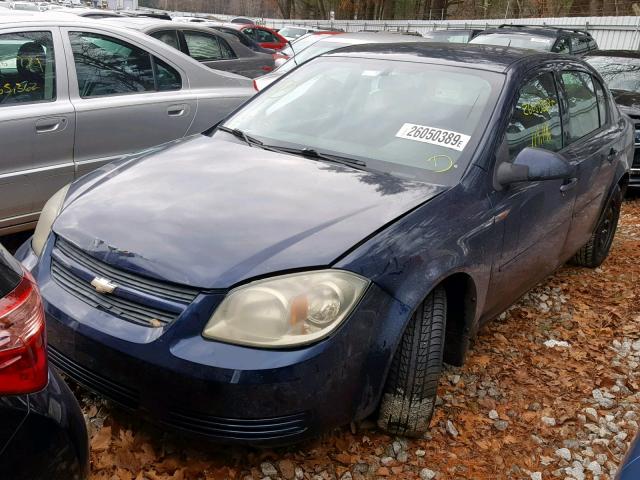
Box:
(496, 23, 593, 37)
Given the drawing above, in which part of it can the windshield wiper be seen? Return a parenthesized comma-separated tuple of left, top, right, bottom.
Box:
(217, 126, 263, 148)
(263, 146, 368, 171)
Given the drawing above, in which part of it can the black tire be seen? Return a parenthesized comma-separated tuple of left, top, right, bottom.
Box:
(377, 287, 446, 437)
(571, 185, 622, 268)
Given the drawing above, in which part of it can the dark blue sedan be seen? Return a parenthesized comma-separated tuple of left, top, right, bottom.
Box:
(17, 43, 633, 444)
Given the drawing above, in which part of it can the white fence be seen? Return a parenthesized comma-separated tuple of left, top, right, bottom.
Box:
(160, 9, 640, 51)
(261, 16, 640, 50)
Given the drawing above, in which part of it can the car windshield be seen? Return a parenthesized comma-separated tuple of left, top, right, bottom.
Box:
(279, 27, 308, 39)
(470, 33, 553, 51)
(277, 40, 348, 73)
(222, 57, 502, 185)
(280, 33, 328, 57)
(423, 31, 470, 43)
(586, 56, 640, 93)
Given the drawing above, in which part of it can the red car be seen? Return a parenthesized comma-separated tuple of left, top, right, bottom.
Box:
(225, 23, 288, 50)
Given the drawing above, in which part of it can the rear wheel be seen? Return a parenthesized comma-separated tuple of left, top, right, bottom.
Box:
(377, 287, 446, 437)
(571, 186, 622, 268)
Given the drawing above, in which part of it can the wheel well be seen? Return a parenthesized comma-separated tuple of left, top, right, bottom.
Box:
(440, 273, 477, 367)
(619, 173, 629, 197)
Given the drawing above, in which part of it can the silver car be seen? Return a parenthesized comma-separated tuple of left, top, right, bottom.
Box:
(254, 32, 433, 91)
(0, 14, 254, 235)
(101, 18, 276, 79)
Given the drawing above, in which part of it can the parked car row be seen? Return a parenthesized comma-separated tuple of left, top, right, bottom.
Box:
(0, 14, 254, 235)
(1, 8, 640, 479)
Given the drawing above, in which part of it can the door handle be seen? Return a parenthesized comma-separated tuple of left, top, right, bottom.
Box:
(35, 117, 66, 134)
(560, 177, 578, 192)
(606, 147, 618, 163)
(167, 104, 186, 117)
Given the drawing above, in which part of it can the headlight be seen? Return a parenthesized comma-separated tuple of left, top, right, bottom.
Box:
(203, 270, 369, 348)
(32, 185, 70, 257)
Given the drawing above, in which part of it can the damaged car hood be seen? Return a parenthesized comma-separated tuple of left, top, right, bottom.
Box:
(53, 135, 445, 289)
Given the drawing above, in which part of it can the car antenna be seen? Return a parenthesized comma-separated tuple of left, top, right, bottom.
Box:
(287, 40, 298, 65)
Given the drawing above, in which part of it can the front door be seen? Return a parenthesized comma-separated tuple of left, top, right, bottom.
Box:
(0, 27, 74, 233)
(61, 28, 196, 177)
(484, 70, 577, 318)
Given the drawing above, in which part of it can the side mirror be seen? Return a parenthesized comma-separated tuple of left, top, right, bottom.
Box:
(497, 147, 574, 186)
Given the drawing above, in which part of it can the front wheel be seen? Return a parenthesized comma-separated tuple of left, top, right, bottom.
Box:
(377, 287, 446, 437)
(571, 185, 622, 268)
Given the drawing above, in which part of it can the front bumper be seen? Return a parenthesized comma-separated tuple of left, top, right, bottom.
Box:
(18, 238, 410, 445)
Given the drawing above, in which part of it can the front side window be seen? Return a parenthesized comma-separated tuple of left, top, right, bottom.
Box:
(0, 31, 55, 106)
(69, 32, 180, 97)
(561, 71, 600, 142)
(223, 57, 501, 186)
(506, 72, 562, 160)
(183, 31, 223, 61)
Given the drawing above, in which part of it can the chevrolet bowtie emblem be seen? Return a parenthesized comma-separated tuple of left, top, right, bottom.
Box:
(90, 277, 117, 294)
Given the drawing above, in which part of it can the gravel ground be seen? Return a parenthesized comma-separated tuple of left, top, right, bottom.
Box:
(66, 197, 640, 480)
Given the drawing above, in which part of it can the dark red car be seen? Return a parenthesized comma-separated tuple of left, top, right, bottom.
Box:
(225, 23, 288, 50)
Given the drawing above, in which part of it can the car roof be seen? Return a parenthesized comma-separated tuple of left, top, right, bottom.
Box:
(477, 25, 592, 39)
(0, 11, 99, 23)
(584, 49, 640, 58)
(313, 32, 431, 44)
(324, 42, 573, 73)
(97, 16, 176, 30)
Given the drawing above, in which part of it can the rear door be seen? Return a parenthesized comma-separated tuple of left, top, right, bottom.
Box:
(558, 69, 623, 257)
(485, 69, 577, 316)
(61, 28, 197, 177)
(0, 27, 74, 232)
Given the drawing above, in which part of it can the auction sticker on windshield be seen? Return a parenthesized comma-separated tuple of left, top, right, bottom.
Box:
(395, 123, 470, 152)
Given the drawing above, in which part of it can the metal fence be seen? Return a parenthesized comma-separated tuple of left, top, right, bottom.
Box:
(261, 16, 640, 50)
(140, 8, 640, 50)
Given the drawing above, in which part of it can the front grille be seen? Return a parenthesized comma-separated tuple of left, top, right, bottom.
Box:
(49, 346, 140, 409)
(50, 238, 199, 327)
(634, 148, 640, 169)
(165, 409, 309, 441)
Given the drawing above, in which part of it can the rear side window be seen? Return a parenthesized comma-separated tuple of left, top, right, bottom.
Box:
(561, 71, 600, 142)
(150, 30, 180, 51)
(0, 31, 55, 107)
(217, 36, 236, 59)
(506, 72, 563, 160)
(552, 37, 570, 54)
(570, 35, 592, 54)
(155, 58, 181, 91)
(256, 28, 277, 43)
(69, 32, 181, 98)
(242, 28, 256, 40)
(183, 31, 223, 61)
